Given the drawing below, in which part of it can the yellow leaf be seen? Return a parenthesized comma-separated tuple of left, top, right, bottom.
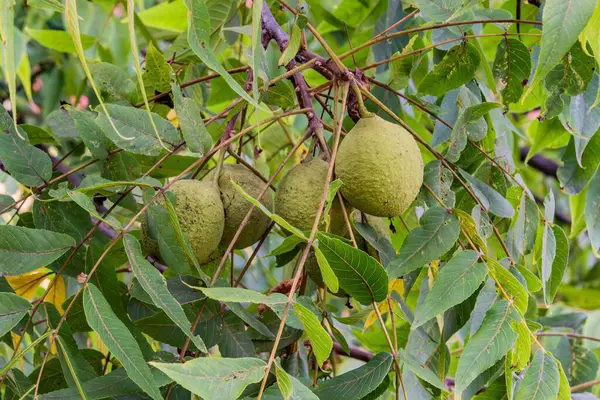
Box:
(11, 331, 19, 350)
(6, 269, 52, 299)
(7, 268, 65, 313)
(389, 279, 404, 297)
(167, 108, 179, 127)
(46, 275, 66, 313)
(363, 301, 389, 331)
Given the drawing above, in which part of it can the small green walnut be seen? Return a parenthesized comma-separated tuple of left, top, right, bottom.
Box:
(205, 164, 274, 249)
(335, 114, 424, 217)
(141, 179, 225, 263)
(275, 158, 328, 232)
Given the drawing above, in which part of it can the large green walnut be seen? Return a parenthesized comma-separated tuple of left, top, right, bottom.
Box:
(205, 164, 274, 249)
(141, 179, 225, 263)
(275, 158, 328, 232)
(328, 197, 354, 237)
(335, 114, 424, 217)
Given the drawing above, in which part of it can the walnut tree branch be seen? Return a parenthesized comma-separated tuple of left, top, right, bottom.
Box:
(261, 3, 325, 141)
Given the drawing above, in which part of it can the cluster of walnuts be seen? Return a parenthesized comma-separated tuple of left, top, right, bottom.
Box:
(141, 115, 424, 289)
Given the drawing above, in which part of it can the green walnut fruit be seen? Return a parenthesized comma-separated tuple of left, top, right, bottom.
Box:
(328, 197, 354, 237)
(141, 216, 160, 258)
(335, 114, 423, 217)
(275, 158, 328, 232)
(205, 164, 274, 249)
(141, 179, 225, 263)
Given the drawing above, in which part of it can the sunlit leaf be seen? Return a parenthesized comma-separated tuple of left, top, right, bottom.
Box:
(24, 28, 95, 54)
(293, 302, 332, 366)
(150, 357, 266, 400)
(528, 0, 596, 91)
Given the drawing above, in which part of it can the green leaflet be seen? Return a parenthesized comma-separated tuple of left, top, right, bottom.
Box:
(459, 169, 514, 218)
(184, 0, 260, 109)
(0, 225, 75, 276)
(487, 257, 529, 314)
(312, 353, 393, 400)
(493, 37, 531, 104)
(455, 300, 519, 393)
(0, 106, 52, 186)
(0, 292, 31, 337)
(40, 368, 173, 400)
(514, 350, 560, 400)
(316, 233, 388, 305)
(528, 0, 596, 91)
(388, 206, 460, 279)
(293, 302, 332, 366)
(150, 357, 266, 400)
(418, 42, 480, 97)
(172, 83, 212, 154)
(413, 250, 487, 328)
(83, 284, 162, 400)
(95, 104, 180, 156)
(25, 27, 94, 54)
(123, 234, 207, 352)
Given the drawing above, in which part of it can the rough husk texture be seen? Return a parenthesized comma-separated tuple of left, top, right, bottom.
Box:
(275, 158, 328, 232)
(206, 164, 274, 249)
(329, 197, 354, 237)
(141, 216, 159, 257)
(335, 115, 424, 217)
(141, 179, 225, 263)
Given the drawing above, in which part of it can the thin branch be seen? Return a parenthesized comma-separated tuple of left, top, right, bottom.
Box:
(331, 342, 373, 362)
(261, 3, 324, 142)
(233, 222, 275, 287)
(340, 19, 542, 62)
(571, 378, 600, 392)
(536, 331, 600, 343)
(137, 66, 250, 107)
(373, 9, 420, 40)
(362, 32, 540, 71)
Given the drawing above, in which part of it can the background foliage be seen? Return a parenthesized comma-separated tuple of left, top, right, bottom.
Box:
(1, 0, 600, 399)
